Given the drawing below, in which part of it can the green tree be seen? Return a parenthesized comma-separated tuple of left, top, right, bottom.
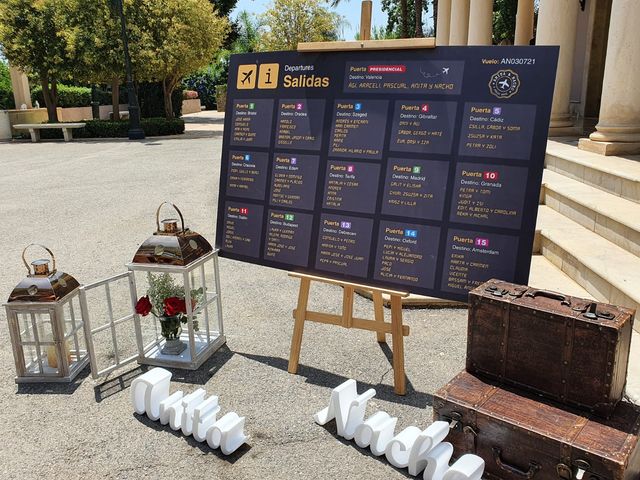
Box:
(493, 0, 518, 44)
(0, 0, 77, 121)
(133, 0, 229, 118)
(0, 60, 15, 110)
(209, 0, 238, 17)
(381, 0, 430, 38)
(67, 0, 127, 119)
(260, 0, 344, 51)
(231, 11, 263, 54)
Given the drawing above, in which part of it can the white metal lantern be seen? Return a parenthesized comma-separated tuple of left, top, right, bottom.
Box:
(79, 203, 225, 378)
(4, 245, 89, 383)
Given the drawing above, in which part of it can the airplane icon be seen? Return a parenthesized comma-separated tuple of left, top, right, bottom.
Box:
(241, 70, 254, 85)
(442, 67, 450, 74)
(499, 79, 511, 89)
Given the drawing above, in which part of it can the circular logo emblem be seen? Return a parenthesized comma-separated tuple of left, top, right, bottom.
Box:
(154, 245, 165, 256)
(189, 240, 198, 250)
(489, 69, 520, 99)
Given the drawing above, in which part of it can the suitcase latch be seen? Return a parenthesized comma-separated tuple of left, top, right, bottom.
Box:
(573, 460, 591, 480)
(578, 303, 615, 321)
(441, 411, 463, 431)
(485, 285, 508, 297)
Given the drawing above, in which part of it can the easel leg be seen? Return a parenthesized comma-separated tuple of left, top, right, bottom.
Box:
(288, 277, 311, 374)
(390, 294, 406, 395)
(373, 291, 386, 343)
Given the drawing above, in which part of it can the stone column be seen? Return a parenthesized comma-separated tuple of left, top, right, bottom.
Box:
(449, 0, 471, 46)
(579, 0, 640, 155)
(9, 66, 33, 110)
(536, 0, 580, 134)
(468, 0, 493, 45)
(436, 0, 452, 46)
(514, 0, 534, 45)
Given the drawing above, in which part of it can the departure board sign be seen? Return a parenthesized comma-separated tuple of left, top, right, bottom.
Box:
(216, 46, 559, 302)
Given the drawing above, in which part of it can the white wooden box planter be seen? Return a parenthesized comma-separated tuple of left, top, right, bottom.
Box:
(79, 203, 225, 378)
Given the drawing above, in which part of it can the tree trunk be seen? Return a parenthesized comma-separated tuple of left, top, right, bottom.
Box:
(433, 0, 438, 37)
(112, 79, 120, 121)
(162, 78, 175, 120)
(400, 0, 409, 38)
(415, 0, 424, 37)
(40, 77, 59, 123)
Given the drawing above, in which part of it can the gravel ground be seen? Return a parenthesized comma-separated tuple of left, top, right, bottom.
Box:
(0, 113, 468, 479)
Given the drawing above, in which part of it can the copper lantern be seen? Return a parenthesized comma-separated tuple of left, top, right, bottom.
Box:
(5, 245, 89, 383)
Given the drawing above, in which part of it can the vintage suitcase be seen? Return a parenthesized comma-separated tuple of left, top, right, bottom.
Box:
(467, 279, 635, 418)
(433, 371, 640, 480)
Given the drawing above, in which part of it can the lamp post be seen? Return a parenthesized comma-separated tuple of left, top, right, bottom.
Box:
(112, 0, 145, 140)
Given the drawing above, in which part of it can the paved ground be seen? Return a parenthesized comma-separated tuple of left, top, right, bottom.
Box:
(0, 112, 469, 479)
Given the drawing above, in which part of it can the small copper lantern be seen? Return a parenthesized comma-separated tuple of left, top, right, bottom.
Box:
(4, 245, 89, 383)
(126, 202, 226, 369)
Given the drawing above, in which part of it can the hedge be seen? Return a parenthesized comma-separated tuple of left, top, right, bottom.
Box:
(23, 118, 185, 140)
(32, 84, 92, 108)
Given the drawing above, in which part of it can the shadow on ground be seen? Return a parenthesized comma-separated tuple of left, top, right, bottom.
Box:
(133, 412, 251, 462)
(319, 421, 413, 478)
(93, 345, 235, 402)
(15, 366, 91, 395)
(237, 347, 433, 409)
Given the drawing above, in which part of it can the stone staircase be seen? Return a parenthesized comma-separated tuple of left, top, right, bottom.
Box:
(537, 139, 640, 404)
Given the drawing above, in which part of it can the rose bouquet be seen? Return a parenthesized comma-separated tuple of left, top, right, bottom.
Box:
(135, 273, 203, 342)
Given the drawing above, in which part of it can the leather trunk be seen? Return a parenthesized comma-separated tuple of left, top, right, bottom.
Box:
(433, 371, 640, 480)
(467, 279, 635, 418)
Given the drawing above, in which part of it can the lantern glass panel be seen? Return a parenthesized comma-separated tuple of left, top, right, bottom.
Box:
(62, 296, 87, 367)
(17, 311, 59, 375)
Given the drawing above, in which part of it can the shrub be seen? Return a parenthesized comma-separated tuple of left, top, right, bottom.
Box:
(32, 84, 92, 108)
(0, 62, 15, 110)
(21, 118, 185, 139)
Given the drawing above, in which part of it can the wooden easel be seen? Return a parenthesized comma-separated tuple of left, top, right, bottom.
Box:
(287, 273, 410, 395)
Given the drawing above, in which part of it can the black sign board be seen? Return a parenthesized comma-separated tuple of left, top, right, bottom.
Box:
(216, 46, 559, 302)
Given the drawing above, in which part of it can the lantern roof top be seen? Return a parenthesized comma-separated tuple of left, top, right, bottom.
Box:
(131, 203, 213, 267)
(7, 245, 80, 303)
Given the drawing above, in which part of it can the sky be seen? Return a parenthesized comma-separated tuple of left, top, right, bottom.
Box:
(231, 0, 390, 40)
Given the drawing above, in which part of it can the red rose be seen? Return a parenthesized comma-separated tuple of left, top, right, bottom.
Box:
(164, 296, 186, 316)
(135, 296, 153, 316)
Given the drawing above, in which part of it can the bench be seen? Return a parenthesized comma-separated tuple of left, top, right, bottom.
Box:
(13, 123, 86, 143)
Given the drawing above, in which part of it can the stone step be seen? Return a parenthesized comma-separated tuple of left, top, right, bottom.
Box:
(536, 206, 640, 319)
(542, 169, 640, 257)
(545, 139, 640, 203)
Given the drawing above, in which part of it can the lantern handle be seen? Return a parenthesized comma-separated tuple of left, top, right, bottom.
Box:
(156, 202, 186, 233)
(22, 244, 56, 275)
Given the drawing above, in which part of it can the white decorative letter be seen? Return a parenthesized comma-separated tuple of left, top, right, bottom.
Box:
(408, 421, 450, 476)
(314, 379, 376, 439)
(206, 412, 247, 454)
(192, 396, 220, 443)
(181, 389, 207, 436)
(385, 426, 422, 468)
(442, 454, 485, 480)
(354, 411, 398, 456)
(159, 391, 184, 425)
(130, 368, 172, 421)
(423, 442, 454, 480)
